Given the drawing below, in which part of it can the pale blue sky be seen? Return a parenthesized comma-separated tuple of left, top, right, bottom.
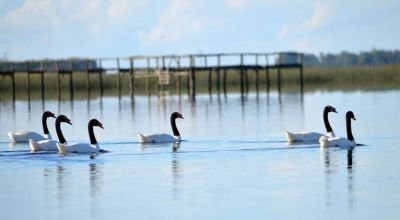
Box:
(0, 0, 399, 60)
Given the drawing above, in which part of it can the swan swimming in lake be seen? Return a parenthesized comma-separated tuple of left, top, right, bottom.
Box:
(57, 119, 104, 154)
(284, 105, 337, 142)
(29, 115, 72, 151)
(319, 111, 356, 149)
(8, 111, 56, 143)
(138, 112, 184, 143)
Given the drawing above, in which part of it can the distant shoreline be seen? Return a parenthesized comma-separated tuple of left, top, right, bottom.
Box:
(0, 64, 399, 100)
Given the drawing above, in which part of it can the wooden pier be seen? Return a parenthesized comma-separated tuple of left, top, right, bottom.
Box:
(0, 52, 303, 101)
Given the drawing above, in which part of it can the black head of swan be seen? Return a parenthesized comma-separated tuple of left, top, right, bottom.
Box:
(88, 119, 104, 145)
(55, 115, 72, 144)
(346, 111, 356, 141)
(42, 111, 56, 138)
(323, 105, 337, 133)
(171, 112, 184, 137)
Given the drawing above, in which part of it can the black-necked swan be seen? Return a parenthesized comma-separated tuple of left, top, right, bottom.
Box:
(284, 105, 337, 142)
(8, 111, 56, 143)
(319, 111, 356, 148)
(138, 112, 184, 143)
(29, 115, 72, 151)
(57, 119, 104, 154)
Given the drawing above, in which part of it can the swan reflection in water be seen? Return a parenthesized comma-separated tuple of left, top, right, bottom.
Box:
(347, 148, 355, 211)
(321, 148, 355, 211)
(171, 142, 182, 200)
(139, 141, 181, 153)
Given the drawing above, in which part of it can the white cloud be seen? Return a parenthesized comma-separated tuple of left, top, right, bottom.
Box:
(138, 0, 207, 44)
(107, 0, 146, 20)
(1, 0, 106, 31)
(3, 0, 57, 28)
(278, 25, 289, 38)
(1, 0, 146, 32)
(303, 2, 332, 29)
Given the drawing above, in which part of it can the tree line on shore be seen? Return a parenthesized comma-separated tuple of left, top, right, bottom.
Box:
(302, 49, 400, 67)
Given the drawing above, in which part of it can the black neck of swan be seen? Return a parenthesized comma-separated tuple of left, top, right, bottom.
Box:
(42, 113, 50, 135)
(171, 115, 180, 137)
(89, 122, 98, 145)
(55, 118, 67, 144)
(323, 108, 333, 133)
(346, 115, 355, 141)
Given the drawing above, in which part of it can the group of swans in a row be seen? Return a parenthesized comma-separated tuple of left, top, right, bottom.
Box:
(7, 106, 356, 155)
(7, 111, 184, 154)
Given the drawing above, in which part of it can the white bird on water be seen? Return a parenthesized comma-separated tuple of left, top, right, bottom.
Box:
(57, 119, 104, 154)
(8, 111, 56, 143)
(138, 112, 184, 143)
(319, 111, 357, 149)
(284, 105, 337, 142)
(29, 115, 72, 151)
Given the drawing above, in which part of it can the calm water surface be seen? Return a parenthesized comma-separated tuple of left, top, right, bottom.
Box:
(0, 90, 400, 219)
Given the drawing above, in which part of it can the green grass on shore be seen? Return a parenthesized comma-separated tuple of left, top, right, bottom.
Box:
(0, 64, 399, 100)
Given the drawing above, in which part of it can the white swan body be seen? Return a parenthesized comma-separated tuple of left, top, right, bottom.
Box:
(30, 139, 58, 151)
(319, 111, 357, 149)
(285, 131, 335, 142)
(285, 105, 337, 142)
(57, 118, 103, 154)
(57, 142, 99, 154)
(137, 133, 181, 143)
(319, 136, 356, 149)
(8, 131, 50, 143)
(138, 112, 184, 144)
(8, 111, 56, 143)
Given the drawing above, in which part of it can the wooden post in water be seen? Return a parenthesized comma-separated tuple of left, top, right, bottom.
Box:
(299, 53, 304, 93)
(40, 61, 45, 100)
(245, 68, 249, 93)
(98, 59, 104, 97)
(176, 56, 181, 94)
(85, 60, 90, 94)
(186, 56, 190, 97)
(244, 55, 249, 93)
(223, 69, 227, 94)
(240, 54, 245, 95)
(156, 57, 160, 92)
(216, 54, 221, 92)
(265, 54, 270, 92)
(277, 53, 282, 93)
(26, 61, 31, 99)
(161, 56, 166, 91)
(207, 56, 212, 94)
(69, 60, 74, 100)
(189, 55, 196, 100)
(193, 56, 196, 100)
(255, 54, 259, 93)
(27, 62, 31, 100)
(11, 63, 16, 102)
(117, 58, 121, 97)
(56, 61, 61, 99)
(129, 58, 135, 100)
(146, 57, 150, 92)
